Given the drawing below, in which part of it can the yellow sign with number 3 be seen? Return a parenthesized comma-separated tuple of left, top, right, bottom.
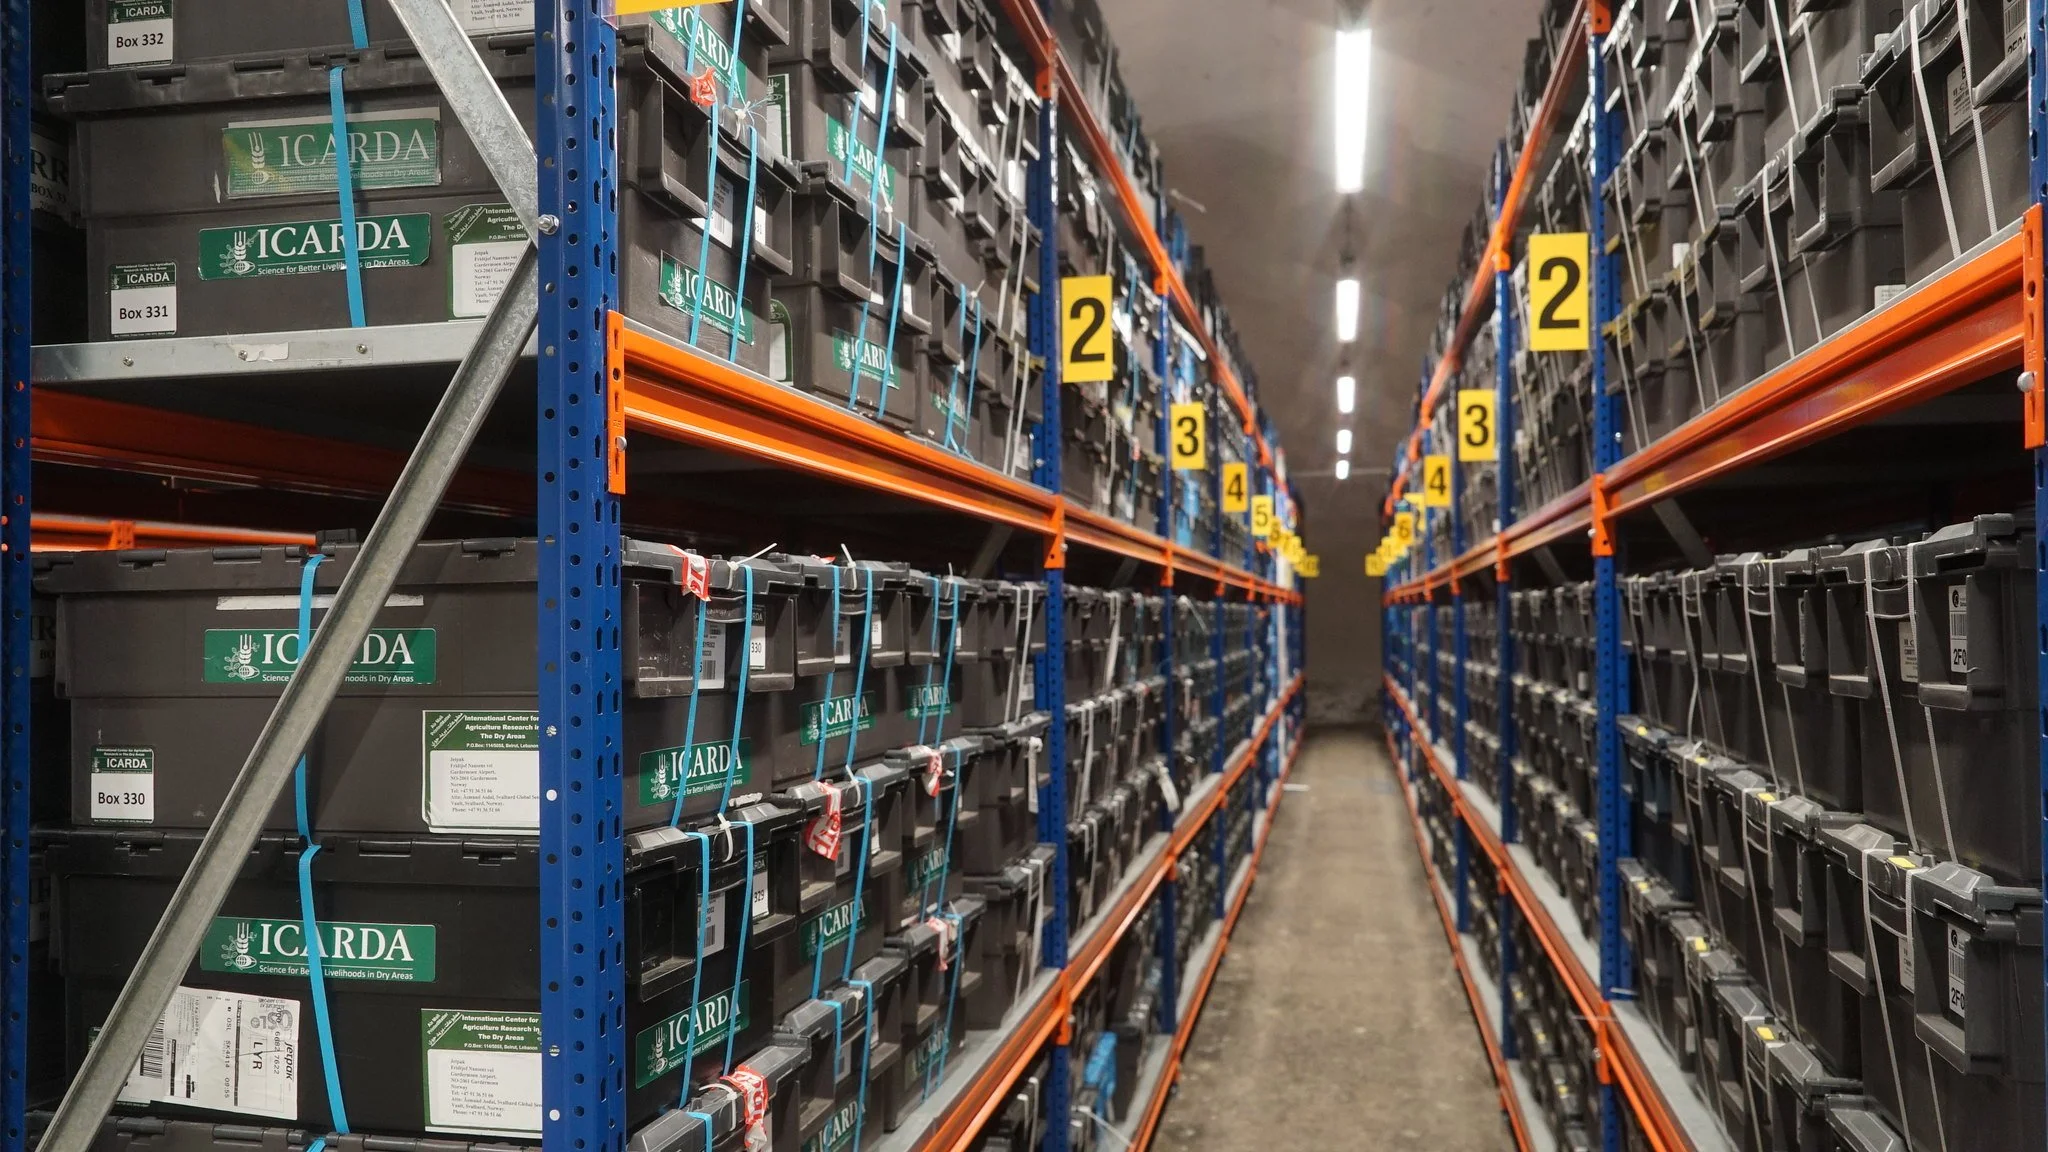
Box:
(1456, 390, 1498, 462)
(1169, 403, 1206, 470)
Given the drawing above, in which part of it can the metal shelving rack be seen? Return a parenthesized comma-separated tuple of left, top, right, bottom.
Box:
(0, 2, 1307, 1152)
(1378, 0, 2048, 1149)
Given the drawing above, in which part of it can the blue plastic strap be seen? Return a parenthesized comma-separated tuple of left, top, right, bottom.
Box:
(930, 909, 965, 1087)
(843, 23, 902, 412)
(922, 588, 963, 917)
(813, 565, 844, 781)
(942, 300, 969, 453)
(840, 773, 873, 984)
(291, 555, 349, 1141)
(670, 561, 712, 827)
(915, 576, 941, 747)
(678, 830, 714, 1099)
(725, 129, 763, 362)
(344, 0, 368, 49)
(683, 1111, 716, 1152)
(847, 977, 877, 1152)
(722, 819, 756, 1072)
(876, 218, 909, 411)
(718, 566, 756, 812)
(685, 125, 725, 349)
(958, 302, 984, 461)
(326, 68, 367, 329)
(842, 577, 876, 774)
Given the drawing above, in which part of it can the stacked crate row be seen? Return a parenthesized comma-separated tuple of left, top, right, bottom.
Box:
(1615, 514, 2041, 1152)
(1409, 0, 2028, 507)
(32, 0, 1286, 547)
(22, 536, 1260, 1152)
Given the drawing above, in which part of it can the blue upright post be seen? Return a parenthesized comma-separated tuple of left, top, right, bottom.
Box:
(1153, 296, 1180, 1035)
(0, 0, 30, 1138)
(1025, 51, 1072, 1152)
(1489, 141, 1523, 1047)
(536, 3, 625, 1149)
(2027, 0, 2047, 1116)
(1589, 11, 1628, 1152)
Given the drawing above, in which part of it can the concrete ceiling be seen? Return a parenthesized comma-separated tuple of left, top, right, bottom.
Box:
(1099, 0, 1545, 721)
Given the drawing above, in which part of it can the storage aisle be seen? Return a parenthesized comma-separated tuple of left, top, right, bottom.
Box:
(1152, 731, 1508, 1151)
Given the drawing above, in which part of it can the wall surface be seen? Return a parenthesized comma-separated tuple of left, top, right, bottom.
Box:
(1097, 0, 1542, 723)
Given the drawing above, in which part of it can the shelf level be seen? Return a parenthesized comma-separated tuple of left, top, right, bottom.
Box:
(1385, 681, 1731, 1152)
(1386, 218, 2031, 599)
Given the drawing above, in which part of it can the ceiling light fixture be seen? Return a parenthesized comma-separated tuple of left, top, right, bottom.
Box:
(1337, 375, 1356, 413)
(1335, 459, 1351, 480)
(1335, 278, 1359, 342)
(1336, 428, 1353, 455)
(1335, 28, 1372, 192)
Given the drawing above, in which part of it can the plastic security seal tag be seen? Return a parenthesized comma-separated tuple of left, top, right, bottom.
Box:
(926, 916, 954, 971)
(1154, 761, 1182, 812)
(683, 553, 712, 599)
(690, 68, 720, 107)
(806, 779, 845, 859)
(721, 1065, 771, 1151)
(916, 745, 945, 797)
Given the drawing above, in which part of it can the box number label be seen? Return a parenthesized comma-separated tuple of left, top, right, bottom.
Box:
(109, 263, 177, 338)
(90, 746, 156, 824)
(107, 0, 174, 66)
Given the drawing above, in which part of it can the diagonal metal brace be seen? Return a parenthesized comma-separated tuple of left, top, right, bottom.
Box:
(37, 4, 543, 1148)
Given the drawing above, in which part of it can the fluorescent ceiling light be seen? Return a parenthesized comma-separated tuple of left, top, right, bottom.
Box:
(1335, 459, 1351, 480)
(1336, 428, 1353, 455)
(1336, 278, 1359, 342)
(1337, 375, 1356, 413)
(1335, 28, 1372, 192)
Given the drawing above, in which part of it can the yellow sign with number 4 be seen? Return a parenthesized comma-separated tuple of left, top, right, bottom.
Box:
(1169, 403, 1206, 470)
(1222, 462, 1249, 513)
(1422, 454, 1452, 507)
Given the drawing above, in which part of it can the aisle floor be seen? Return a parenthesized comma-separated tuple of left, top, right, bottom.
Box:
(1152, 729, 1511, 1151)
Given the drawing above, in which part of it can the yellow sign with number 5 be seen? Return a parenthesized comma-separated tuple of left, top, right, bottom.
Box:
(1222, 462, 1249, 513)
(1456, 390, 1498, 462)
(1422, 454, 1452, 507)
(1169, 403, 1206, 470)
(1251, 495, 1274, 538)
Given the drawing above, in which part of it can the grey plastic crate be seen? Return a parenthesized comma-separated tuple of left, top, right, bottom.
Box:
(44, 805, 796, 1136)
(45, 541, 832, 835)
(764, 56, 919, 227)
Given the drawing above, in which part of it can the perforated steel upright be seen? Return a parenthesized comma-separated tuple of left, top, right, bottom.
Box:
(0, 0, 29, 1142)
(1153, 291, 1180, 1036)
(2031, 0, 2048, 1114)
(1587, 7, 1628, 1150)
(1489, 141, 1521, 1060)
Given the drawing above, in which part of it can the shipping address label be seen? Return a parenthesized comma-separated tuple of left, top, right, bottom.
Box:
(422, 710, 540, 833)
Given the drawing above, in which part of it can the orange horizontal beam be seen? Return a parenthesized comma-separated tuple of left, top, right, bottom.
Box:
(33, 391, 530, 515)
(1384, 681, 1693, 1152)
(1389, 0, 1589, 517)
(1604, 222, 2027, 517)
(31, 514, 317, 552)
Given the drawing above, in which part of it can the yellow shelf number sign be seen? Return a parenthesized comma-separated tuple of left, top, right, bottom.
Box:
(1170, 402, 1206, 470)
(1422, 454, 1452, 507)
(1526, 232, 1591, 352)
(1301, 554, 1321, 579)
(1222, 462, 1249, 513)
(1251, 495, 1275, 538)
(1061, 275, 1116, 383)
(1393, 511, 1416, 551)
(1366, 553, 1389, 577)
(1456, 389, 1498, 462)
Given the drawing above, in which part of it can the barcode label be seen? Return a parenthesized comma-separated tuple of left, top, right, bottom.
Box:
(1947, 926, 1968, 1016)
(1898, 623, 1919, 683)
(139, 1020, 167, 1079)
(700, 625, 728, 692)
(1948, 585, 1969, 673)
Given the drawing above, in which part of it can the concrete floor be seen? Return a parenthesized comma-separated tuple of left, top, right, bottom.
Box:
(1152, 729, 1512, 1151)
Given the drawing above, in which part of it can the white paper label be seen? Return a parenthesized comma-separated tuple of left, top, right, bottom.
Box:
(872, 620, 886, 650)
(422, 711, 541, 833)
(106, 6, 173, 66)
(1898, 622, 1919, 683)
(452, 240, 525, 319)
(1898, 932, 1916, 992)
(1946, 926, 1967, 1015)
(1155, 761, 1181, 812)
(751, 873, 770, 920)
(109, 264, 178, 337)
(1946, 65, 1972, 137)
(90, 746, 156, 824)
(454, 0, 535, 35)
(748, 633, 767, 671)
(1875, 283, 1909, 310)
(118, 987, 299, 1119)
(423, 1010, 543, 1139)
(835, 619, 854, 667)
(701, 892, 728, 955)
(700, 624, 729, 692)
(1947, 584, 1969, 674)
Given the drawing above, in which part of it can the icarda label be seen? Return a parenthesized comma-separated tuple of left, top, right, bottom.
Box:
(204, 916, 437, 982)
(198, 213, 431, 280)
(222, 109, 441, 199)
(205, 628, 436, 685)
(632, 982, 751, 1087)
(636, 738, 754, 807)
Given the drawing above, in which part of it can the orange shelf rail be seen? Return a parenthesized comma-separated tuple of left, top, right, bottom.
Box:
(1385, 0, 1590, 515)
(30, 515, 317, 552)
(612, 316, 1301, 602)
(1386, 680, 1699, 1152)
(1126, 729, 1304, 1152)
(924, 676, 1302, 1152)
(1384, 217, 2030, 601)
(991, 0, 1272, 467)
